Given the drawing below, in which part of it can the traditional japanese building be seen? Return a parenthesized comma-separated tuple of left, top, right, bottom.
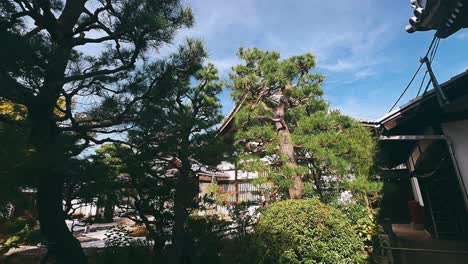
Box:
(211, 102, 265, 205)
(406, 0, 468, 38)
(369, 70, 468, 239)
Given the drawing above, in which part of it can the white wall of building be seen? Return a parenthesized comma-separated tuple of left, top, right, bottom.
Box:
(216, 161, 258, 180)
(442, 120, 468, 204)
(70, 199, 98, 217)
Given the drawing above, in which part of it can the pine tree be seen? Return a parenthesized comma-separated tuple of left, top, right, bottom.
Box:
(293, 110, 376, 202)
(126, 39, 224, 261)
(0, 1, 193, 261)
(229, 48, 376, 201)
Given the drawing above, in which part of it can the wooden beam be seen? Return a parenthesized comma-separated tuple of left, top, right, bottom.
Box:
(235, 160, 239, 203)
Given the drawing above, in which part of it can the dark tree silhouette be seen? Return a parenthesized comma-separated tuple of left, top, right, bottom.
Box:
(0, 1, 193, 262)
(128, 39, 224, 262)
(85, 40, 225, 262)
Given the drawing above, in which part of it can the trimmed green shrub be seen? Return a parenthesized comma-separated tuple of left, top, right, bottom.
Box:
(255, 199, 367, 264)
(338, 202, 383, 247)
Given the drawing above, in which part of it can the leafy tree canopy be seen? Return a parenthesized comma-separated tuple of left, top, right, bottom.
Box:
(229, 48, 376, 201)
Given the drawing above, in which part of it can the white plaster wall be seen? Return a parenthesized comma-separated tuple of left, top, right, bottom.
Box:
(410, 178, 424, 207)
(442, 120, 468, 198)
(74, 202, 97, 217)
(217, 161, 259, 180)
(217, 161, 235, 171)
(222, 169, 258, 180)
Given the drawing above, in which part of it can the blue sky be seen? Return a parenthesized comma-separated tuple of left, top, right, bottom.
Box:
(168, 0, 468, 119)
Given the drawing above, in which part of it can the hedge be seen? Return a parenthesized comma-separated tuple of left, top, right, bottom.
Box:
(255, 199, 367, 263)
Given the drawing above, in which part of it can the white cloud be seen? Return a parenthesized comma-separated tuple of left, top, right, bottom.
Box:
(454, 31, 468, 40)
(178, 1, 401, 80)
(207, 57, 242, 77)
(174, 1, 413, 118)
(181, 0, 259, 38)
(321, 59, 354, 72)
(332, 97, 384, 119)
(354, 68, 376, 79)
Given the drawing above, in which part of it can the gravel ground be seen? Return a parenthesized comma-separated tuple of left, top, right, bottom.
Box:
(1, 217, 145, 263)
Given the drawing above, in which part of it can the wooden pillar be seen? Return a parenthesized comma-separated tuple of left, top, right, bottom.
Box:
(235, 160, 239, 203)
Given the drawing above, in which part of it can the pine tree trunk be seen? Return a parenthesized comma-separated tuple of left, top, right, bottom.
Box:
(173, 177, 189, 263)
(152, 222, 166, 257)
(173, 157, 197, 263)
(95, 195, 114, 222)
(134, 200, 164, 256)
(103, 197, 115, 223)
(37, 173, 86, 264)
(274, 99, 304, 199)
(31, 107, 86, 264)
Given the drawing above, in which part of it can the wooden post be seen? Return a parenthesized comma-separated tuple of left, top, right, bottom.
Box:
(235, 160, 239, 203)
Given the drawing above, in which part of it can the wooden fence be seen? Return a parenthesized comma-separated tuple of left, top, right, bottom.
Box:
(218, 180, 263, 204)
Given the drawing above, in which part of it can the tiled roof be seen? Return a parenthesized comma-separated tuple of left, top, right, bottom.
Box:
(217, 94, 247, 135)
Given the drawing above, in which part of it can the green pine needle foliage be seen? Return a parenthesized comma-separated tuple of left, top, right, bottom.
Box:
(229, 47, 377, 199)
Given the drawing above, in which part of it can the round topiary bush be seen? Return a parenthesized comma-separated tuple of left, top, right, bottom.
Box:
(255, 199, 367, 264)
